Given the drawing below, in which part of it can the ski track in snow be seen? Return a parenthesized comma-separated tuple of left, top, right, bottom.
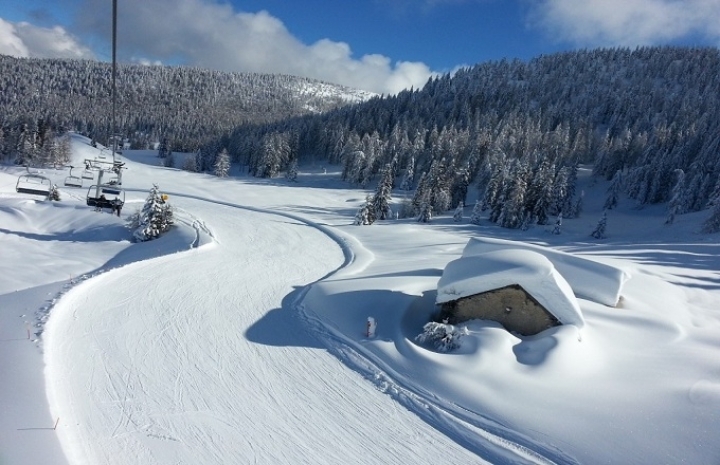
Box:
(181, 194, 569, 463)
(44, 196, 500, 465)
(8, 144, 719, 465)
(281, 212, 568, 464)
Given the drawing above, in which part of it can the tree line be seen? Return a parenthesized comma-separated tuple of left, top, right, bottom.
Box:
(3, 47, 720, 231)
(0, 54, 371, 163)
(213, 46, 720, 230)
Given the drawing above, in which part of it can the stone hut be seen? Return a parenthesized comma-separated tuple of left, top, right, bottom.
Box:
(435, 249, 584, 336)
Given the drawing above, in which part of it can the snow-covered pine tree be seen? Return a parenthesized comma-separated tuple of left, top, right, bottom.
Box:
(157, 137, 170, 158)
(702, 200, 720, 233)
(342, 150, 366, 185)
(400, 155, 415, 191)
(498, 173, 527, 229)
(47, 132, 71, 167)
(572, 190, 585, 218)
(665, 169, 684, 224)
(591, 211, 608, 239)
(285, 159, 299, 182)
(489, 187, 505, 224)
(133, 184, 174, 242)
(453, 201, 464, 222)
(469, 200, 482, 225)
(371, 164, 394, 220)
(340, 135, 361, 181)
(552, 213, 562, 235)
(48, 184, 60, 201)
(258, 134, 281, 178)
(604, 170, 623, 210)
(417, 201, 432, 223)
(411, 172, 428, 216)
(550, 166, 569, 216)
(561, 162, 579, 218)
(451, 167, 470, 209)
(482, 164, 503, 211)
(353, 195, 376, 225)
(533, 166, 555, 225)
(473, 159, 494, 199)
(524, 159, 547, 220)
(425, 159, 451, 214)
(214, 148, 231, 177)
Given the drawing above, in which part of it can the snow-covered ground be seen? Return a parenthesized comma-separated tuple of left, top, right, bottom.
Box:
(1, 134, 719, 464)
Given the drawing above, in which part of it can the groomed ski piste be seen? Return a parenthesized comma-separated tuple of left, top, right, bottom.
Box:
(1, 133, 719, 464)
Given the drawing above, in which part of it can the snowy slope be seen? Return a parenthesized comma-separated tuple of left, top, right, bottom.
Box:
(1, 133, 720, 464)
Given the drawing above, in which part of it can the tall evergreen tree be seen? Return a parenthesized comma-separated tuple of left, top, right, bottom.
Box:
(469, 200, 483, 225)
(354, 195, 376, 225)
(498, 174, 527, 229)
(157, 137, 170, 159)
(451, 167, 470, 209)
(453, 201, 464, 222)
(411, 172, 429, 216)
(591, 211, 608, 239)
(702, 201, 720, 233)
(417, 201, 432, 223)
(604, 170, 623, 210)
(214, 148, 231, 177)
(372, 164, 394, 220)
(400, 155, 415, 191)
(665, 169, 685, 224)
(285, 159, 299, 182)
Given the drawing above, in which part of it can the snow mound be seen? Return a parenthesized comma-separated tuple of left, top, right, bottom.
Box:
(463, 237, 630, 306)
(436, 249, 584, 328)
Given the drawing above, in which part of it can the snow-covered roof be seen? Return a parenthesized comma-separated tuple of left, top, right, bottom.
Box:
(462, 237, 630, 307)
(436, 249, 585, 328)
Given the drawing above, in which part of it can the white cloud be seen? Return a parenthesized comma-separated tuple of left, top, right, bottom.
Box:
(530, 0, 720, 47)
(0, 18, 29, 56)
(0, 17, 94, 59)
(72, 0, 433, 94)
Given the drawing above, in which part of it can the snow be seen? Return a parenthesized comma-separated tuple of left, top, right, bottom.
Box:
(462, 236, 630, 307)
(435, 249, 584, 328)
(1, 133, 720, 464)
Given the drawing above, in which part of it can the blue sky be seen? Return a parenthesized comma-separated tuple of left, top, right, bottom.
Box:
(1, 0, 719, 94)
(220, 0, 548, 71)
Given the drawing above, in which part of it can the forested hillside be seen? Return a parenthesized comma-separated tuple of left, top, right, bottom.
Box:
(2, 47, 720, 230)
(0, 55, 372, 158)
(221, 46, 720, 229)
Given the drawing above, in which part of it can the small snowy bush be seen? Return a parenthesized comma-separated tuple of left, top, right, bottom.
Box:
(48, 184, 60, 201)
(415, 322, 468, 352)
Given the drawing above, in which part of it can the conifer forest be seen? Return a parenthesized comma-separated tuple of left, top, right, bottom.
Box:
(2, 46, 720, 230)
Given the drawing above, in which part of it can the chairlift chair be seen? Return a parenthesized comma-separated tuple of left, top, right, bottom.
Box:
(64, 166, 83, 188)
(82, 169, 95, 180)
(16, 174, 52, 197)
(86, 184, 125, 210)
